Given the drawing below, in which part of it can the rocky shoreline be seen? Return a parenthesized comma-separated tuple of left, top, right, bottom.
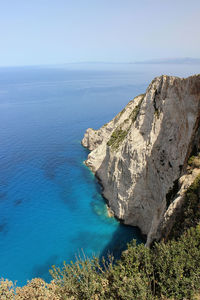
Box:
(82, 74, 200, 245)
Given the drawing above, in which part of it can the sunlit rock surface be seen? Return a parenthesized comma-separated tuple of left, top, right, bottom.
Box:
(82, 74, 200, 244)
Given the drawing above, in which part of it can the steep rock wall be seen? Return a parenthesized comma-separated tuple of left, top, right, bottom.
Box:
(82, 74, 200, 244)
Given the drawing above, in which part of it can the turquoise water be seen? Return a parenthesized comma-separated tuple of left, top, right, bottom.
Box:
(0, 64, 198, 286)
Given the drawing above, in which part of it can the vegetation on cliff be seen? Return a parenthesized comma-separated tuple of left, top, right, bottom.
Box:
(107, 128, 129, 149)
(107, 95, 144, 150)
(169, 173, 200, 239)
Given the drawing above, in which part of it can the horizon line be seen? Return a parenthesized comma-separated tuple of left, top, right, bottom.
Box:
(0, 57, 200, 68)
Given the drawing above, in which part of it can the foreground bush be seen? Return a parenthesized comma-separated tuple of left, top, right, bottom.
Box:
(152, 226, 200, 299)
(50, 225, 200, 300)
(1, 225, 200, 299)
(2, 170, 200, 300)
(0, 279, 15, 299)
(0, 278, 59, 300)
(50, 255, 112, 300)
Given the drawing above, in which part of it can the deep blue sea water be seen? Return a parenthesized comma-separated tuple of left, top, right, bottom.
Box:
(0, 63, 199, 286)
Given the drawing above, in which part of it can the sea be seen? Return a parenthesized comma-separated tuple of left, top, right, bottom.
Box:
(0, 63, 199, 286)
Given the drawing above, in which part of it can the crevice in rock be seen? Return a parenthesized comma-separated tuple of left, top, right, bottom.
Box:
(166, 179, 179, 208)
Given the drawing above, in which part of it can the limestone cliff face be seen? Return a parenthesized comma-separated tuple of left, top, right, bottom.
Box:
(82, 74, 200, 245)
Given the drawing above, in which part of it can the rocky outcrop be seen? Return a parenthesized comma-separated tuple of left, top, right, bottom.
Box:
(82, 74, 200, 245)
(157, 165, 200, 242)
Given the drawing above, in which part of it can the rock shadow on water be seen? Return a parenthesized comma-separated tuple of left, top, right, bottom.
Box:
(0, 220, 9, 235)
(31, 255, 59, 283)
(100, 224, 145, 262)
(59, 187, 78, 211)
(0, 192, 7, 201)
(71, 231, 102, 253)
(14, 199, 23, 206)
(42, 156, 77, 181)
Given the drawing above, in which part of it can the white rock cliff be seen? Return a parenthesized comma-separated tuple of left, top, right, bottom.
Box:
(82, 74, 200, 245)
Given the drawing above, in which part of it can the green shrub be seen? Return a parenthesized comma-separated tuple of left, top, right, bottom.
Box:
(107, 96, 144, 151)
(153, 225, 200, 299)
(106, 241, 154, 300)
(188, 154, 200, 168)
(107, 128, 128, 149)
(50, 255, 113, 300)
(50, 225, 200, 299)
(2, 225, 200, 299)
(130, 98, 143, 123)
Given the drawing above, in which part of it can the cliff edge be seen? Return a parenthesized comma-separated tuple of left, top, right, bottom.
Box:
(82, 74, 200, 245)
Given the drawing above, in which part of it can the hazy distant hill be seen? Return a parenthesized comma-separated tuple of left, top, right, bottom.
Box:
(134, 57, 200, 64)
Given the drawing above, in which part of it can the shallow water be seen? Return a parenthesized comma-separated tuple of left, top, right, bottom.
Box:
(0, 63, 198, 285)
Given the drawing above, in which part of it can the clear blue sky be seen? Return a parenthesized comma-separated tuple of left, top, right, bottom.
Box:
(0, 0, 200, 66)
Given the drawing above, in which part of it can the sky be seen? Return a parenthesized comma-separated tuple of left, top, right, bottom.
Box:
(0, 0, 200, 67)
